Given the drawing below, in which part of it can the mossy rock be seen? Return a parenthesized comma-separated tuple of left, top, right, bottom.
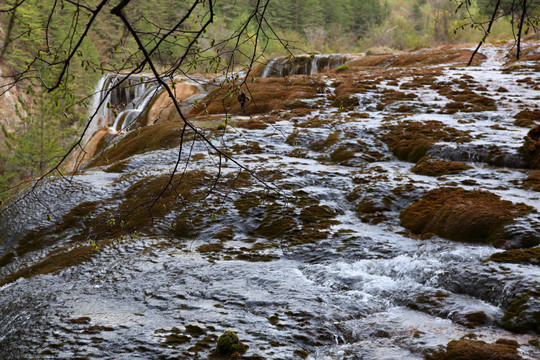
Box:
(522, 171, 540, 191)
(299, 205, 335, 224)
(256, 204, 296, 239)
(400, 187, 534, 245)
(501, 291, 540, 334)
(88, 121, 192, 168)
(213, 330, 248, 357)
(440, 339, 522, 360)
(189, 76, 320, 116)
(331, 94, 359, 109)
(411, 157, 472, 176)
(380, 120, 471, 163)
(329, 146, 356, 164)
(521, 125, 540, 169)
(488, 247, 540, 265)
(514, 109, 540, 127)
(164, 333, 190, 345)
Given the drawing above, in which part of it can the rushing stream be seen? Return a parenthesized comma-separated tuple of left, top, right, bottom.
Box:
(0, 43, 539, 359)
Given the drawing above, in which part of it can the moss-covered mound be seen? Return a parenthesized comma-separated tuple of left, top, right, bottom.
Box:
(437, 339, 522, 360)
(400, 188, 534, 245)
(411, 157, 472, 176)
(488, 247, 540, 266)
(88, 120, 191, 168)
(501, 290, 540, 334)
(381, 120, 471, 162)
(188, 76, 321, 116)
(521, 125, 540, 169)
(212, 330, 248, 358)
(515, 109, 540, 127)
(522, 171, 540, 191)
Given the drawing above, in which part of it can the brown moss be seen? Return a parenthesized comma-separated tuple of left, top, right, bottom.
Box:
(501, 291, 540, 334)
(235, 117, 269, 130)
(347, 47, 485, 70)
(88, 121, 192, 168)
(514, 109, 540, 127)
(411, 157, 472, 176)
(441, 339, 521, 360)
(0, 240, 112, 287)
(197, 243, 224, 253)
(118, 171, 209, 233)
(488, 247, 540, 265)
(104, 160, 130, 173)
(234, 194, 262, 215)
(522, 171, 540, 191)
(171, 213, 198, 239)
(164, 333, 191, 345)
(189, 76, 320, 117)
(299, 205, 335, 224)
(329, 147, 356, 164)
(215, 226, 235, 241)
(521, 125, 540, 169)
(400, 188, 534, 244)
(310, 131, 341, 152)
(381, 120, 471, 163)
(331, 95, 359, 109)
(0, 251, 15, 268)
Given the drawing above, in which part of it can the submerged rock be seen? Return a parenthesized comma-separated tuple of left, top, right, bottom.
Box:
(501, 291, 540, 334)
(400, 187, 534, 246)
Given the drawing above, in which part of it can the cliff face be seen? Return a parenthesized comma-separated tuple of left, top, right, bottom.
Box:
(0, 24, 26, 136)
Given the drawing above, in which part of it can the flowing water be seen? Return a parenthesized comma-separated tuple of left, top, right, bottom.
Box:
(0, 43, 539, 359)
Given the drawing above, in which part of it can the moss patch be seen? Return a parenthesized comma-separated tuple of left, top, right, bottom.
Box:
(439, 339, 522, 360)
(501, 291, 540, 334)
(411, 157, 472, 176)
(381, 120, 471, 162)
(488, 247, 540, 265)
(521, 125, 540, 169)
(515, 109, 540, 127)
(400, 187, 534, 245)
(88, 121, 192, 168)
(189, 76, 320, 116)
(522, 171, 540, 191)
(212, 330, 248, 357)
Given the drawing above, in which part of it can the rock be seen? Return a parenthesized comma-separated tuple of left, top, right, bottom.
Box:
(381, 120, 471, 163)
(189, 76, 321, 116)
(522, 171, 540, 191)
(514, 109, 540, 127)
(501, 291, 540, 334)
(146, 84, 200, 124)
(411, 157, 472, 176)
(400, 187, 534, 245)
(521, 125, 540, 168)
(213, 330, 248, 357)
(442, 339, 522, 360)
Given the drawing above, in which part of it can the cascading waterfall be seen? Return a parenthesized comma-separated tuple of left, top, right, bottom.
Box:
(261, 54, 351, 78)
(84, 74, 161, 143)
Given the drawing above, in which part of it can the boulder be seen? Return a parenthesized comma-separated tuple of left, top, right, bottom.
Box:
(400, 188, 534, 245)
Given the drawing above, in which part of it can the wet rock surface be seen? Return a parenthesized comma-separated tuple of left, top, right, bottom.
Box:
(1, 42, 540, 359)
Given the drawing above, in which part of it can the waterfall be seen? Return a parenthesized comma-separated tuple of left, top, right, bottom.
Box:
(83, 74, 161, 145)
(260, 54, 351, 78)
